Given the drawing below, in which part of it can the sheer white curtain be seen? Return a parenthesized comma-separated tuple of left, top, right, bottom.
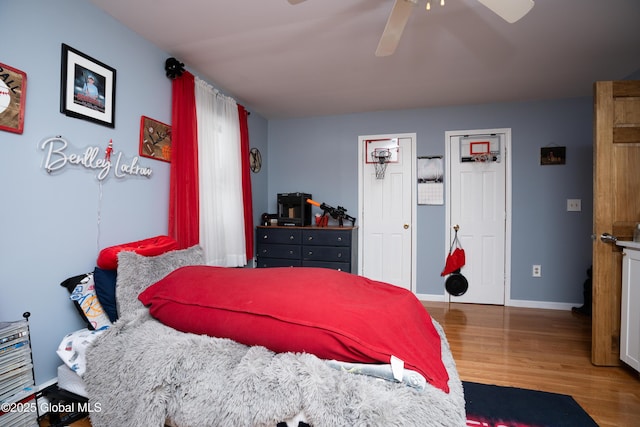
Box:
(195, 77, 246, 266)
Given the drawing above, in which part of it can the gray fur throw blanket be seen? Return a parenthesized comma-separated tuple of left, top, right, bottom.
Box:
(84, 309, 465, 427)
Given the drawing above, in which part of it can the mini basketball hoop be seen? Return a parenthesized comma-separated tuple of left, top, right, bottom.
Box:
(461, 139, 500, 163)
(371, 148, 392, 179)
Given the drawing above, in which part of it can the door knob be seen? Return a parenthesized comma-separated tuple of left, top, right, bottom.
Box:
(599, 233, 618, 244)
(404, 224, 409, 229)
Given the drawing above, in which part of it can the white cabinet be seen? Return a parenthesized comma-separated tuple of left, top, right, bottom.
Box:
(619, 241, 640, 372)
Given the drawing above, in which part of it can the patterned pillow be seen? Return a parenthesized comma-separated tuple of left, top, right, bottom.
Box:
(61, 273, 111, 330)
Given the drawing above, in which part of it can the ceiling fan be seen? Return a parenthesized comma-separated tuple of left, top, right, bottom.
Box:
(287, 0, 535, 56)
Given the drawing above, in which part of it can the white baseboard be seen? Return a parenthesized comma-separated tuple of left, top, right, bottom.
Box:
(415, 293, 446, 302)
(506, 299, 581, 311)
(416, 292, 581, 311)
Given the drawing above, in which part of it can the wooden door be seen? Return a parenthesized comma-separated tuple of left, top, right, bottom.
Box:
(592, 80, 640, 366)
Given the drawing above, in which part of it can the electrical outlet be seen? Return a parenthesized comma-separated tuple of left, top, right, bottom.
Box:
(567, 199, 581, 212)
(532, 264, 541, 277)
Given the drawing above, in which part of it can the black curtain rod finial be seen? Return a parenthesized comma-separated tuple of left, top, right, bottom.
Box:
(165, 57, 185, 79)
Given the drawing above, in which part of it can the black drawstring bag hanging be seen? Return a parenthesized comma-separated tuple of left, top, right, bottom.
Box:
(442, 227, 469, 296)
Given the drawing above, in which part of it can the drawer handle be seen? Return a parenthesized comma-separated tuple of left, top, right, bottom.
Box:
(263, 235, 268, 239)
(262, 249, 267, 254)
(337, 253, 342, 258)
(307, 251, 313, 255)
(308, 236, 313, 241)
(289, 250, 294, 255)
(337, 237, 342, 241)
(289, 235, 295, 240)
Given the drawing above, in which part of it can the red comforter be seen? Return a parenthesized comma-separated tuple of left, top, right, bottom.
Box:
(139, 266, 450, 393)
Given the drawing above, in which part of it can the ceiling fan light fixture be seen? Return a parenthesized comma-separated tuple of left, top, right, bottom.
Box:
(477, 0, 534, 24)
(440, 0, 445, 6)
(426, 2, 430, 10)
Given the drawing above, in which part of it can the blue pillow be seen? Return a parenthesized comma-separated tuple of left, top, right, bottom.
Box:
(93, 267, 118, 322)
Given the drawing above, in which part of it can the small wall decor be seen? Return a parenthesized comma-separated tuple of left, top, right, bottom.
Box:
(540, 146, 566, 165)
(249, 147, 262, 173)
(0, 62, 27, 134)
(417, 156, 444, 205)
(139, 116, 171, 162)
(60, 43, 116, 128)
(40, 135, 153, 181)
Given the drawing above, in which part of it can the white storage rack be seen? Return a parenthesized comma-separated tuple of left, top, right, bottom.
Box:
(0, 312, 38, 426)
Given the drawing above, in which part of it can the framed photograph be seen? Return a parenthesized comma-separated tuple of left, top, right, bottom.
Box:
(139, 116, 171, 162)
(60, 43, 116, 128)
(540, 146, 566, 165)
(0, 62, 27, 134)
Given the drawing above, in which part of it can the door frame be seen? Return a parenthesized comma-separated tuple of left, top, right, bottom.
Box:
(357, 133, 417, 293)
(444, 128, 512, 303)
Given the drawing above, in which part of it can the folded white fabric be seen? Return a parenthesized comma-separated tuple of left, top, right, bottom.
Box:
(326, 358, 427, 391)
(57, 328, 106, 377)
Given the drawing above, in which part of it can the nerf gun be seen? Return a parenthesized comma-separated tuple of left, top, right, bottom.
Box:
(307, 199, 356, 227)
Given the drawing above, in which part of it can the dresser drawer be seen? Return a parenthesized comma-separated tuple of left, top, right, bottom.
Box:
(257, 243, 301, 259)
(256, 226, 357, 273)
(302, 245, 351, 262)
(302, 229, 351, 246)
(256, 257, 302, 268)
(302, 260, 351, 271)
(257, 228, 302, 244)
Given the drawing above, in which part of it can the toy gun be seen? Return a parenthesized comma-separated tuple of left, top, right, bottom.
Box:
(307, 199, 356, 227)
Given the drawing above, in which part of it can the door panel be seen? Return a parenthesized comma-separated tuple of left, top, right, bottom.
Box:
(592, 80, 640, 366)
(447, 130, 509, 305)
(359, 134, 415, 291)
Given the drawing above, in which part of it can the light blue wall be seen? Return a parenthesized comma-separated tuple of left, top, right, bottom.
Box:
(268, 98, 594, 302)
(0, 0, 270, 385)
(1, 0, 173, 385)
(0, 0, 610, 387)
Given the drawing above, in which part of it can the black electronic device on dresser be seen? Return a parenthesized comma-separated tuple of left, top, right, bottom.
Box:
(256, 226, 358, 273)
(277, 192, 312, 226)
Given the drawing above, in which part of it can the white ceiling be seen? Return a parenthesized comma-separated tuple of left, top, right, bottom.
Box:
(90, 0, 640, 119)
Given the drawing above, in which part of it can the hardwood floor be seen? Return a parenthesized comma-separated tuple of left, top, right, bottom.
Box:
(423, 301, 640, 427)
(40, 303, 640, 427)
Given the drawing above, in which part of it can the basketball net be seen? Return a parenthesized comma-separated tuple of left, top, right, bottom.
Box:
(471, 153, 493, 163)
(371, 149, 391, 179)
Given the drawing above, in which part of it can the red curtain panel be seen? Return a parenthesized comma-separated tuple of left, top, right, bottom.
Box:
(169, 71, 200, 249)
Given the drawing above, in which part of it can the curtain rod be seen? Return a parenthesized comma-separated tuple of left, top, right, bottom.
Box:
(165, 57, 250, 115)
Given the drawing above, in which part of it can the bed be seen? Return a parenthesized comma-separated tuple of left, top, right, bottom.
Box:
(56, 242, 466, 427)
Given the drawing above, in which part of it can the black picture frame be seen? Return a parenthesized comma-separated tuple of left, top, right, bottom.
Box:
(540, 146, 566, 165)
(60, 43, 116, 128)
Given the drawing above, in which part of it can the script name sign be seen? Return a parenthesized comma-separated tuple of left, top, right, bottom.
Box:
(41, 136, 153, 180)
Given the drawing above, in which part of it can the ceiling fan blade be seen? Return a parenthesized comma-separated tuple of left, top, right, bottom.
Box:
(375, 0, 417, 57)
(477, 0, 534, 24)
(287, 0, 307, 4)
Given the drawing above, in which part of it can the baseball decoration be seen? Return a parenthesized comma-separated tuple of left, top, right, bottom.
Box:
(0, 62, 27, 134)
